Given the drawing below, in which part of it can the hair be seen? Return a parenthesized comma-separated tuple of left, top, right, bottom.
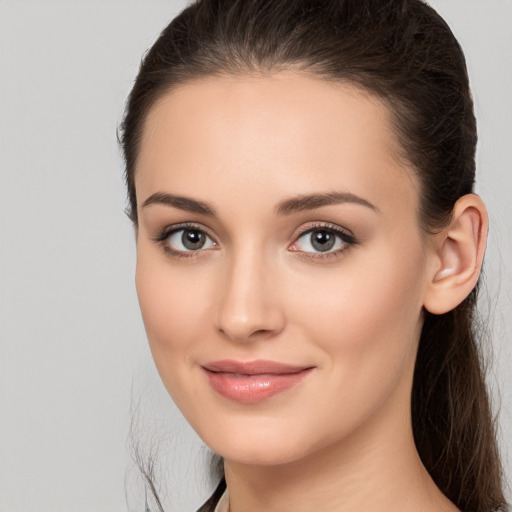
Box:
(119, 1, 508, 511)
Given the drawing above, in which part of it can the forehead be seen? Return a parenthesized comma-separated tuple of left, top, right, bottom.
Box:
(135, 71, 419, 218)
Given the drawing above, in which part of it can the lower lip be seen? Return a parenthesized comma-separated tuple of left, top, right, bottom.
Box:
(203, 368, 313, 404)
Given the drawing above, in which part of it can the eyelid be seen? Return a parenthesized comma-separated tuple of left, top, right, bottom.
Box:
(152, 222, 219, 259)
(289, 221, 357, 244)
(152, 222, 216, 242)
(288, 221, 359, 260)
(152, 220, 358, 260)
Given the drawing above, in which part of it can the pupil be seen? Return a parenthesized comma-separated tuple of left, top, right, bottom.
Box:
(182, 230, 205, 250)
(311, 230, 335, 252)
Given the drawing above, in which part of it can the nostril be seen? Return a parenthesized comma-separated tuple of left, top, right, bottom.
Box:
(217, 325, 278, 343)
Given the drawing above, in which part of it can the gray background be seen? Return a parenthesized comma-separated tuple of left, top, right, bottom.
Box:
(0, 1, 510, 511)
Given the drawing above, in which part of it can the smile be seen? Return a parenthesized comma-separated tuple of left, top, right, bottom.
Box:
(201, 360, 315, 404)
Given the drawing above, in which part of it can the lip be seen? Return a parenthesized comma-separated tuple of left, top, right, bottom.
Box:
(201, 359, 314, 404)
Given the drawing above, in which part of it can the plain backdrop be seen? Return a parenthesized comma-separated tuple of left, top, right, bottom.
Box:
(0, 1, 510, 511)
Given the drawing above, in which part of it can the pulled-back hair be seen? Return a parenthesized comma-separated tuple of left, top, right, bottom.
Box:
(120, 1, 507, 510)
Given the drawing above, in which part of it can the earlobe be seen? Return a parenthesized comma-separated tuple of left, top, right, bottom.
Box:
(423, 194, 488, 315)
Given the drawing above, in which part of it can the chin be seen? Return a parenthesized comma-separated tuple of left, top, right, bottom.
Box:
(195, 417, 324, 467)
(215, 440, 308, 467)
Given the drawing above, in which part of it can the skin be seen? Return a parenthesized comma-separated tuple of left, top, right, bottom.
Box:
(134, 72, 485, 512)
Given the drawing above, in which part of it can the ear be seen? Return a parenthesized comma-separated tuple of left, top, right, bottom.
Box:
(423, 194, 488, 315)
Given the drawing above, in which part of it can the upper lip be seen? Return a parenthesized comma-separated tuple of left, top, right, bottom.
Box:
(202, 359, 313, 375)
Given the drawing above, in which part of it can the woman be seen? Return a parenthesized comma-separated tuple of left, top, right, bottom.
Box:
(119, 0, 508, 511)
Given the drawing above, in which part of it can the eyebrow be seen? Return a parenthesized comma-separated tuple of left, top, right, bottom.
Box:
(275, 191, 378, 216)
(142, 192, 217, 215)
(141, 190, 378, 216)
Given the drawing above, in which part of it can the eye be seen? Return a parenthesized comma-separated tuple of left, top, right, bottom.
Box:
(295, 229, 346, 253)
(289, 224, 357, 257)
(168, 228, 216, 252)
(154, 223, 217, 257)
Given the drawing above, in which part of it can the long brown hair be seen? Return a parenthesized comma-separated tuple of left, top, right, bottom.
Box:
(120, 1, 508, 510)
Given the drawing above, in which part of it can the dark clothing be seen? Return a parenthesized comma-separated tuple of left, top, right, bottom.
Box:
(196, 479, 227, 512)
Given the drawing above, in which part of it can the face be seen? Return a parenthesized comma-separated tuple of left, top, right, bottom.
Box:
(134, 72, 431, 466)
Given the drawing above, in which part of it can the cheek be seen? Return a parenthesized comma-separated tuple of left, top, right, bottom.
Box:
(135, 254, 218, 422)
(276, 246, 427, 447)
(135, 250, 210, 370)
(291, 242, 426, 378)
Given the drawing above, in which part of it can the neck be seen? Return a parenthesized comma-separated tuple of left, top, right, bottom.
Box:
(223, 379, 458, 512)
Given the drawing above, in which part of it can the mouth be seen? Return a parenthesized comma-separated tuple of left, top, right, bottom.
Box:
(201, 359, 315, 404)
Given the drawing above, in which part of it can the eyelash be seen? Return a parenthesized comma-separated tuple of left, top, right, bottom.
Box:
(152, 222, 216, 261)
(290, 222, 358, 262)
(152, 221, 358, 261)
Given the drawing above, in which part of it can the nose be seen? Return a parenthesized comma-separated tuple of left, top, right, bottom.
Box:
(215, 246, 286, 343)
